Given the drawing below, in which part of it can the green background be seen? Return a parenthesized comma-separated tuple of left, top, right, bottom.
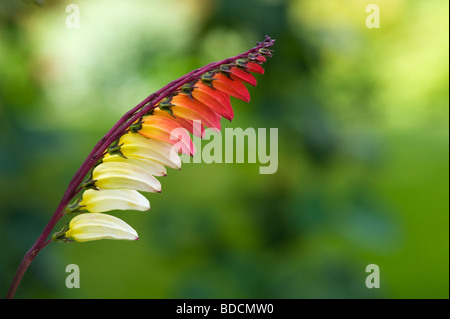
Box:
(0, 0, 448, 298)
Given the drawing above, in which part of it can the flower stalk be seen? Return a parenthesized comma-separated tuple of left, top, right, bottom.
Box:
(6, 35, 275, 299)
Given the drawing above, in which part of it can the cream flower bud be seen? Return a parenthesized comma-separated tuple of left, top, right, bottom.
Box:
(119, 133, 182, 169)
(93, 161, 161, 193)
(66, 213, 139, 242)
(80, 189, 150, 213)
(102, 153, 167, 177)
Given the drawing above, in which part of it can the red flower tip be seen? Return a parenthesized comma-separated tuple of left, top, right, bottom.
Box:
(212, 72, 251, 103)
(230, 67, 257, 86)
(246, 62, 265, 74)
(256, 55, 266, 62)
(191, 81, 234, 121)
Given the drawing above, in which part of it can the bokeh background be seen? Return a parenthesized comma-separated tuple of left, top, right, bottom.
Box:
(0, 0, 448, 299)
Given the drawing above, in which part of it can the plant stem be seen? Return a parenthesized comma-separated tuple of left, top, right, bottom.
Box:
(6, 36, 275, 299)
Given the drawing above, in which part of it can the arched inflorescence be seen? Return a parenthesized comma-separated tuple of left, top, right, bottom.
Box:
(54, 36, 275, 243)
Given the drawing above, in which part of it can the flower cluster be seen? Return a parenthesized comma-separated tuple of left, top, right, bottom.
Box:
(53, 39, 274, 243)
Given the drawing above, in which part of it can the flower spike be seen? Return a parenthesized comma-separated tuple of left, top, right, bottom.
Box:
(7, 36, 275, 300)
(62, 36, 275, 244)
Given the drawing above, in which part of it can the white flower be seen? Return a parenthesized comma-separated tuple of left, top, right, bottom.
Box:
(65, 213, 139, 242)
(120, 132, 182, 169)
(102, 153, 167, 177)
(80, 189, 150, 213)
(93, 161, 161, 193)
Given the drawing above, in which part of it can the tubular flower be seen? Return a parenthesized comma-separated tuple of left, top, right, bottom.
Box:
(190, 81, 234, 121)
(56, 36, 275, 243)
(79, 189, 150, 213)
(65, 213, 139, 242)
(119, 132, 182, 169)
(93, 161, 162, 193)
(152, 108, 208, 138)
(211, 72, 250, 102)
(102, 154, 167, 177)
(139, 115, 196, 156)
(170, 94, 222, 131)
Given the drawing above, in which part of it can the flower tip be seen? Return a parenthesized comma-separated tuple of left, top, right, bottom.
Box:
(222, 111, 234, 122)
(246, 62, 265, 74)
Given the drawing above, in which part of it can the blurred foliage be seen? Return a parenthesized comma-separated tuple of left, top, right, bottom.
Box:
(0, 0, 448, 298)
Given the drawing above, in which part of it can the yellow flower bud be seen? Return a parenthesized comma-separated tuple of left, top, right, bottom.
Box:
(66, 213, 139, 242)
(119, 133, 182, 169)
(102, 153, 167, 177)
(80, 189, 150, 213)
(93, 161, 161, 193)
